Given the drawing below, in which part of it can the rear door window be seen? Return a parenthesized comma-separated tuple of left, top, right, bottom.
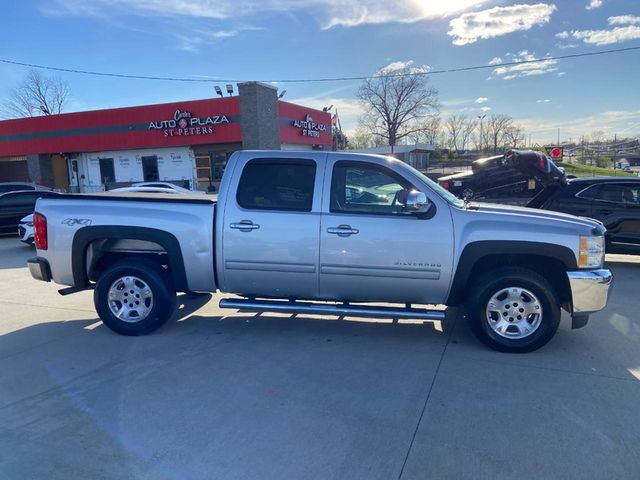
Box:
(236, 159, 316, 212)
(591, 183, 640, 204)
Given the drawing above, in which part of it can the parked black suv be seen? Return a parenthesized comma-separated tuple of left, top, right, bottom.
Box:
(438, 150, 565, 202)
(0, 182, 50, 194)
(0, 190, 53, 235)
(528, 177, 640, 254)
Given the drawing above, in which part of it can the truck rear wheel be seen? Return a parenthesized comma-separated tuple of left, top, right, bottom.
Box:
(94, 260, 176, 336)
(466, 267, 561, 353)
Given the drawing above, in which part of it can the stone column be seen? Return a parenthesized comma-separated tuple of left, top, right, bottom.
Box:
(238, 82, 280, 150)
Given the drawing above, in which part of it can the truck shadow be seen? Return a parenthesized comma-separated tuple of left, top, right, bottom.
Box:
(176, 306, 456, 346)
(0, 237, 34, 270)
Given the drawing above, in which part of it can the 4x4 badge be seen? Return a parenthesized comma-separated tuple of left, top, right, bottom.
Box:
(62, 218, 92, 226)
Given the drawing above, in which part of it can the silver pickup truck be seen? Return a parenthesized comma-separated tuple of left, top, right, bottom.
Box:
(28, 150, 613, 352)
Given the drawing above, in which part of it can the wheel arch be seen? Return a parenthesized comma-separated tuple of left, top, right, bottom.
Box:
(447, 241, 576, 311)
(72, 226, 189, 292)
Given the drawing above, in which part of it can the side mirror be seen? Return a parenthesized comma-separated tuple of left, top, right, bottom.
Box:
(406, 190, 432, 214)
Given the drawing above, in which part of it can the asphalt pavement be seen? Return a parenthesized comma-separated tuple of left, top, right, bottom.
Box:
(0, 236, 638, 479)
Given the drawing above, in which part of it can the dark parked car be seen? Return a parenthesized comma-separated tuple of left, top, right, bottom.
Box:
(0, 190, 53, 235)
(0, 182, 51, 194)
(438, 150, 565, 201)
(528, 177, 640, 254)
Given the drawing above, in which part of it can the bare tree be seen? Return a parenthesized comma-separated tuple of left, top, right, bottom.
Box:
(358, 64, 439, 149)
(504, 124, 525, 149)
(408, 114, 441, 146)
(486, 114, 514, 154)
(590, 130, 606, 144)
(445, 114, 477, 156)
(350, 126, 384, 149)
(3, 70, 70, 118)
(460, 116, 477, 153)
(445, 114, 465, 155)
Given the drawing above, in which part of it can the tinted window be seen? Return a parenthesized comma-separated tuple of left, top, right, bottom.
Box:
(0, 184, 35, 193)
(237, 159, 316, 212)
(576, 184, 603, 200)
(331, 161, 415, 215)
(0, 192, 41, 208)
(594, 183, 640, 204)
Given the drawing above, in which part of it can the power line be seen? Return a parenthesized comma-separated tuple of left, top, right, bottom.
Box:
(1, 46, 639, 84)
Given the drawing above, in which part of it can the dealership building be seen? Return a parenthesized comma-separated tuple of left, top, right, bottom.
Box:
(0, 82, 332, 192)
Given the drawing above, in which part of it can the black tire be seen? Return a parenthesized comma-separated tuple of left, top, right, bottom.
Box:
(465, 267, 561, 353)
(94, 259, 176, 336)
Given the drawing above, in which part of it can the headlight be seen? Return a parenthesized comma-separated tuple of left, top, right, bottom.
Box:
(579, 235, 604, 268)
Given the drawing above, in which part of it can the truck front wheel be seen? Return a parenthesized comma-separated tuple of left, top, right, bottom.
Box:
(466, 267, 561, 353)
(94, 260, 176, 336)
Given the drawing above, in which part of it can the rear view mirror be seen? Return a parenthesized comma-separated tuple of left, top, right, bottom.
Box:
(406, 190, 432, 214)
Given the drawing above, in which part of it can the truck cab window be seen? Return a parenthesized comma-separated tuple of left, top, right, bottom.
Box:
(236, 159, 316, 212)
(331, 161, 415, 215)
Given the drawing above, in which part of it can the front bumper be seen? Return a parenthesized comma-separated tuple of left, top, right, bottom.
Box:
(567, 269, 613, 315)
(28, 257, 52, 282)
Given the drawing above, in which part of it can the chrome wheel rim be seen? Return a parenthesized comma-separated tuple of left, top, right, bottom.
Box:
(486, 287, 542, 339)
(107, 276, 154, 323)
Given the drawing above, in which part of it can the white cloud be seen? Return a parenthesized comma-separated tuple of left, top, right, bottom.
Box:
(475, 97, 489, 104)
(536, 99, 551, 103)
(493, 50, 558, 80)
(448, 3, 557, 46)
(488, 57, 502, 65)
(290, 96, 364, 133)
(564, 14, 640, 45)
(585, 0, 603, 10)
(556, 43, 579, 49)
(521, 110, 640, 143)
(376, 60, 430, 75)
(555, 31, 569, 39)
(608, 15, 640, 25)
(570, 25, 640, 45)
(322, 0, 487, 29)
(480, 106, 492, 111)
(48, 0, 488, 30)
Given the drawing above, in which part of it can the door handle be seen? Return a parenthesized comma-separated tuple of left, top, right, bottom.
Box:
(230, 220, 260, 232)
(327, 225, 359, 237)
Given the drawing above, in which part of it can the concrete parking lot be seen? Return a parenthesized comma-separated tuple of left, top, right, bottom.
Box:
(0, 236, 639, 480)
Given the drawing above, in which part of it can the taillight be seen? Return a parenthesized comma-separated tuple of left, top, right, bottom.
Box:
(441, 181, 450, 190)
(536, 153, 548, 172)
(33, 212, 48, 250)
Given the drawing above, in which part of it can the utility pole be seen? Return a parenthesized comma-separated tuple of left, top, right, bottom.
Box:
(557, 128, 560, 146)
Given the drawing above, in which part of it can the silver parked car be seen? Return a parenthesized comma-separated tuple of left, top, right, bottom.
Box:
(131, 182, 206, 194)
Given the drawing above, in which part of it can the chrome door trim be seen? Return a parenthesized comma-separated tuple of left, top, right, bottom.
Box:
(320, 264, 440, 280)
(225, 261, 316, 273)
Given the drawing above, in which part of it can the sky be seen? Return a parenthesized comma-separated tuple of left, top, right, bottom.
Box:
(1, 0, 639, 144)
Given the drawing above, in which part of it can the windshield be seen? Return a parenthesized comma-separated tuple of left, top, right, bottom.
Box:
(390, 158, 465, 208)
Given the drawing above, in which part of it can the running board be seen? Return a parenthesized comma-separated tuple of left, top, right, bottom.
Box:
(219, 298, 446, 321)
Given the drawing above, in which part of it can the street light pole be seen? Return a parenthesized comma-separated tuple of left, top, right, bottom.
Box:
(477, 115, 486, 156)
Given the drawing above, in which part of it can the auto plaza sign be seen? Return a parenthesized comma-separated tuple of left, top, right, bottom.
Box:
(148, 109, 230, 137)
(292, 114, 329, 138)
